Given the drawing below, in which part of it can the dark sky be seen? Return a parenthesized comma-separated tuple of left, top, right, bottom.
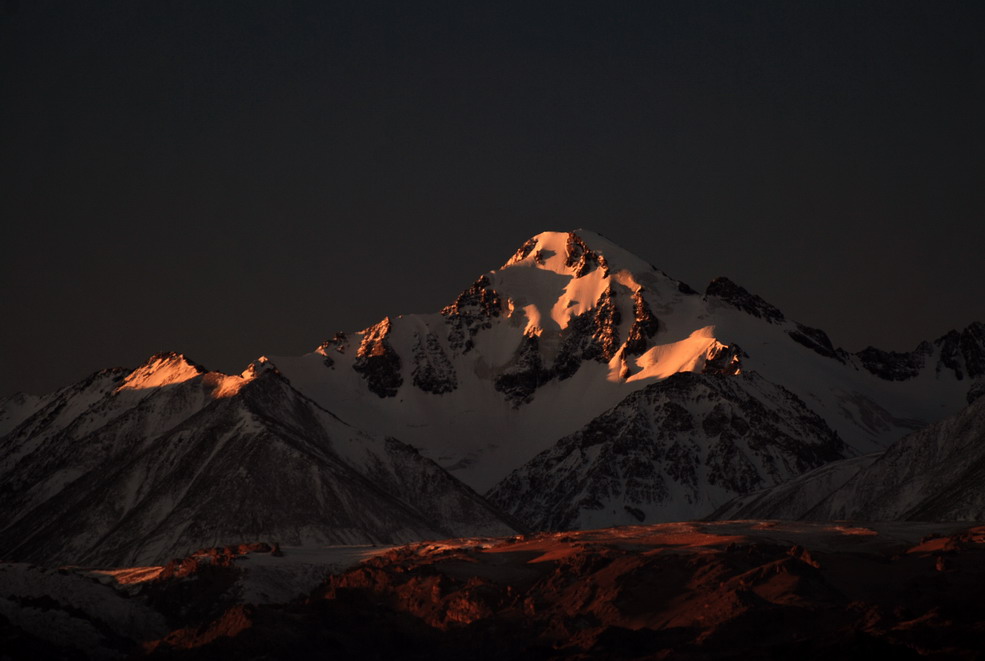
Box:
(2, 1, 984, 396)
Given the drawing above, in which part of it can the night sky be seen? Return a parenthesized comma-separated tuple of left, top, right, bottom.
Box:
(2, 1, 984, 396)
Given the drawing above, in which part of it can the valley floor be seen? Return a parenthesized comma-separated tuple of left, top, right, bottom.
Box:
(3, 520, 985, 659)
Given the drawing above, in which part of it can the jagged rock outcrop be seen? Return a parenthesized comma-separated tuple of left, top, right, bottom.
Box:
(856, 344, 932, 381)
(352, 318, 403, 397)
(551, 287, 624, 381)
(702, 343, 745, 376)
(553, 311, 599, 381)
(787, 323, 845, 362)
(564, 232, 610, 277)
(856, 323, 985, 382)
(935, 322, 985, 380)
(494, 334, 553, 407)
(411, 332, 457, 394)
(507, 237, 538, 265)
(624, 288, 660, 356)
(317, 332, 349, 355)
(440, 275, 503, 353)
(588, 286, 621, 360)
(499, 284, 626, 394)
(704, 277, 785, 323)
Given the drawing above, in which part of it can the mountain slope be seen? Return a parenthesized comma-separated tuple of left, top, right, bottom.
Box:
(712, 395, 985, 522)
(488, 371, 845, 529)
(0, 359, 518, 566)
(0, 355, 221, 532)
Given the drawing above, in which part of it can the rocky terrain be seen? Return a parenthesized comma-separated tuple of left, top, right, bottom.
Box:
(4, 521, 985, 660)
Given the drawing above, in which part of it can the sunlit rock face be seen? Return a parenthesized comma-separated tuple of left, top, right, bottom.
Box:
(440, 274, 503, 354)
(352, 317, 403, 397)
(624, 288, 660, 356)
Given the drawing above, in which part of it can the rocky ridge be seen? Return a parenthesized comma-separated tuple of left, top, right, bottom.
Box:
(489, 372, 845, 530)
(712, 395, 985, 522)
(0, 357, 518, 567)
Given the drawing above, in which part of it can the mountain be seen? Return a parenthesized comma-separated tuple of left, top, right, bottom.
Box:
(0, 354, 518, 566)
(712, 394, 985, 522)
(488, 371, 845, 530)
(2, 229, 982, 559)
(265, 229, 981, 522)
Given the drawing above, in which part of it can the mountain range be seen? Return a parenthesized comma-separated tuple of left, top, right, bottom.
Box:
(712, 389, 985, 522)
(2, 229, 982, 565)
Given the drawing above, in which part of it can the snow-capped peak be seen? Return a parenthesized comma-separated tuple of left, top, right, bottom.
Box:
(494, 231, 641, 337)
(211, 361, 271, 399)
(117, 352, 207, 392)
(504, 230, 656, 276)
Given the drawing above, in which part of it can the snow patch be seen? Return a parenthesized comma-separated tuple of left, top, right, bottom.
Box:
(625, 326, 720, 382)
(117, 353, 205, 391)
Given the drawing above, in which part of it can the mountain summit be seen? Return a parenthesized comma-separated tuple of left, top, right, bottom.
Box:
(270, 230, 979, 494)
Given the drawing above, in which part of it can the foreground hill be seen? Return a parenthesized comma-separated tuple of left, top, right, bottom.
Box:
(3, 521, 984, 660)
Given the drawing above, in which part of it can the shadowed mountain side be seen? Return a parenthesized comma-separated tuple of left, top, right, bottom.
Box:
(489, 372, 845, 530)
(712, 395, 985, 522)
(0, 368, 518, 566)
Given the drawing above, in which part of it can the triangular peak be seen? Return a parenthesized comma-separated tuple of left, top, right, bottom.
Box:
(117, 352, 208, 391)
(503, 229, 658, 277)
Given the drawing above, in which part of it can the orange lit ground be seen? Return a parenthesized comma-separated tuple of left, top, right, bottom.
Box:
(157, 521, 985, 659)
(4, 521, 985, 660)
